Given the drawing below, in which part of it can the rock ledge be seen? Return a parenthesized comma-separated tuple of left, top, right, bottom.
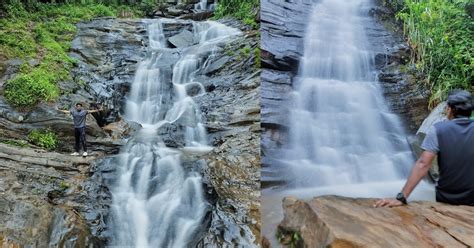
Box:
(277, 195, 474, 247)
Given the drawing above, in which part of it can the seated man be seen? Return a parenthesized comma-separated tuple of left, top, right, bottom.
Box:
(375, 89, 473, 207)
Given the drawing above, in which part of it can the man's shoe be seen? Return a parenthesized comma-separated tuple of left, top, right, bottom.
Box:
(70, 152, 79, 156)
(82, 152, 88, 157)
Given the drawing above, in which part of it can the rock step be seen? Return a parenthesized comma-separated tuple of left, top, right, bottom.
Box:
(0, 143, 97, 170)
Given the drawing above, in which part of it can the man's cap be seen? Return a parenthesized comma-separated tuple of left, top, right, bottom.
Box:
(447, 89, 472, 111)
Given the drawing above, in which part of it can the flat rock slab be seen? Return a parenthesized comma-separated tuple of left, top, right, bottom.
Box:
(0, 143, 97, 170)
(278, 195, 474, 247)
(168, 29, 196, 48)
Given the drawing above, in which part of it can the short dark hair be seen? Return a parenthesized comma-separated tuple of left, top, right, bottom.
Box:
(75, 103, 83, 107)
(447, 89, 472, 118)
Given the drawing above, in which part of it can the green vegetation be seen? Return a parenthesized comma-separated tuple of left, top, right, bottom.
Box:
(395, 0, 473, 106)
(0, 139, 29, 148)
(28, 129, 59, 150)
(59, 180, 70, 191)
(276, 229, 303, 248)
(253, 47, 261, 69)
(239, 45, 252, 59)
(214, 0, 259, 29)
(0, 1, 141, 108)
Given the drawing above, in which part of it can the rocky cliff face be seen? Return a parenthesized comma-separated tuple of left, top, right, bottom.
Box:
(370, 1, 431, 132)
(0, 15, 260, 248)
(195, 24, 260, 244)
(260, 0, 312, 187)
(275, 196, 474, 247)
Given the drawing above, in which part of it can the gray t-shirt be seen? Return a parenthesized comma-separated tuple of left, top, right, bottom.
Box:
(70, 109, 88, 128)
(421, 126, 440, 154)
(421, 118, 471, 154)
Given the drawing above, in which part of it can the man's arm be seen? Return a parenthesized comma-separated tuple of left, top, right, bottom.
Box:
(400, 151, 436, 198)
(88, 108, 103, 114)
(57, 108, 70, 114)
(374, 151, 436, 208)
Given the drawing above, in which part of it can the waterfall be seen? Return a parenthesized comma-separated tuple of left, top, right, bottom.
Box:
(108, 19, 240, 247)
(265, 0, 434, 199)
(194, 0, 217, 11)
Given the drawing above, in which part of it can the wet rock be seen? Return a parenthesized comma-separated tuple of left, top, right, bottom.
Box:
(203, 55, 231, 75)
(260, 0, 311, 71)
(179, 10, 214, 21)
(152, 0, 213, 19)
(260, 69, 292, 128)
(367, 3, 431, 132)
(278, 195, 474, 247)
(69, 18, 148, 123)
(193, 23, 260, 246)
(102, 119, 141, 140)
(157, 122, 186, 148)
(260, 0, 311, 190)
(168, 29, 197, 48)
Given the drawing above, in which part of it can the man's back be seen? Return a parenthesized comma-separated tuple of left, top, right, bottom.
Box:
(435, 118, 474, 205)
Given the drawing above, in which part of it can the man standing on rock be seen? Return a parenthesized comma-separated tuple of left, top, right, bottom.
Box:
(375, 89, 474, 207)
(57, 103, 102, 157)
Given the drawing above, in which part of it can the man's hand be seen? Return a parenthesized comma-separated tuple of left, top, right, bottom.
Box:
(373, 198, 404, 208)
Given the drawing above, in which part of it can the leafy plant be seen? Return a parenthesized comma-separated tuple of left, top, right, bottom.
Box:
(213, 0, 259, 29)
(396, 0, 473, 106)
(239, 45, 252, 60)
(254, 47, 261, 69)
(28, 129, 59, 150)
(1, 1, 140, 108)
(59, 180, 70, 191)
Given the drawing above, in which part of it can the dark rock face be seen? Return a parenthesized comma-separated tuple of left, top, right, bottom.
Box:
(260, 0, 313, 178)
(367, 3, 431, 132)
(68, 18, 148, 124)
(260, 0, 312, 72)
(193, 20, 261, 246)
(152, 0, 215, 20)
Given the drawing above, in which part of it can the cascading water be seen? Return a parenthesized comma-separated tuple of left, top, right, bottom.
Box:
(108, 19, 240, 247)
(262, 0, 434, 243)
(194, 0, 217, 11)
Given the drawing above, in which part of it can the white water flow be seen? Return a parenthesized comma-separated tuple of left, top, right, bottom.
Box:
(267, 0, 435, 199)
(109, 19, 240, 247)
(194, 0, 217, 11)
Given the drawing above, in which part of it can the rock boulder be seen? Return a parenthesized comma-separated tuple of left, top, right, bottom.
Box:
(277, 196, 474, 247)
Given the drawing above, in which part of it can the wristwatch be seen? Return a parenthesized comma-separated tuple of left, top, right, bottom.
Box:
(396, 192, 407, 205)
